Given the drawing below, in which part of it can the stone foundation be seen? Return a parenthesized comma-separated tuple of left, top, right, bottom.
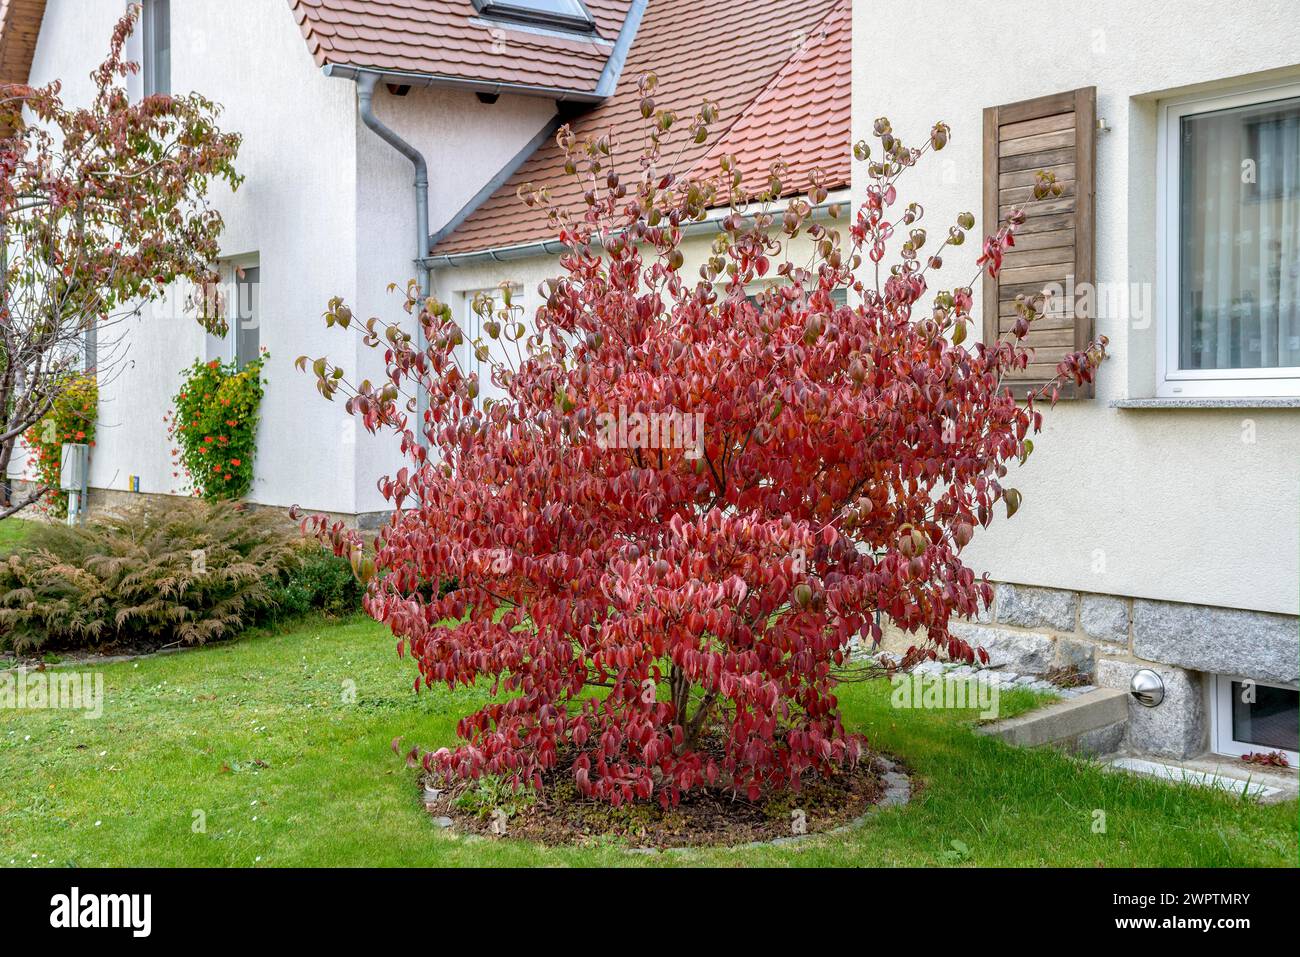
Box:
(882, 582, 1299, 761)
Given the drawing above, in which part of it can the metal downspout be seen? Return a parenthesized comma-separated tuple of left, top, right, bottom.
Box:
(354, 71, 430, 294)
(351, 70, 430, 442)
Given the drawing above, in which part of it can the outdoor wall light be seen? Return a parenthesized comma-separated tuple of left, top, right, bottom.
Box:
(1130, 669, 1165, 708)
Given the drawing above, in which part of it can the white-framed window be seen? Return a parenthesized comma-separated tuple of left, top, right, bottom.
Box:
(1157, 81, 1300, 397)
(205, 258, 260, 368)
(142, 0, 171, 97)
(460, 285, 520, 408)
(1212, 674, 1299, 767)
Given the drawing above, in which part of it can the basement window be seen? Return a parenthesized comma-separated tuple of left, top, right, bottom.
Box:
(471, 0, 595, 33)
(1212, 674, 1299, 767)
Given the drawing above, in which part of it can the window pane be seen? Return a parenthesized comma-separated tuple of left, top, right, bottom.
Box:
(505, 0, 585, 13)
(464, 288, 519, 408)
(234, 267, 259, 369)
(1230, 681, 1299, 752)
(479, 0, 591, 27)
(490, 0, 587, 16)
(144, 0, 171, 96)
(84, 322, 97, 373)
(1179, 95, 1300, 371)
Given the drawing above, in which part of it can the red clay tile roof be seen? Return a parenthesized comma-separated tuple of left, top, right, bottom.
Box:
(701, 0, 850, 200)
(289, 0, 635, 93)
(434, 0, 850, 256)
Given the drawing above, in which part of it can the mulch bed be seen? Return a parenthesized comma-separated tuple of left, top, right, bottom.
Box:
(420, 745, 899, 849)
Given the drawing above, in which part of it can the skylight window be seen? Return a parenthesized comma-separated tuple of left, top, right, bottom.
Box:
(472, 0, 595, 33)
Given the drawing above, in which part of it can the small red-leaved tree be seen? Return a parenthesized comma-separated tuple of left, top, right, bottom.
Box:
(0, 9, 241, 516)
(299, 81, 1105, 806)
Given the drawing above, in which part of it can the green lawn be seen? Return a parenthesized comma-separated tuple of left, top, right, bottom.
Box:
(1, 615, 1295, 867)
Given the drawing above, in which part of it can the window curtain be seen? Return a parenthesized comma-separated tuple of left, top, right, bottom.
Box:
(1180, 98, 1300, 371)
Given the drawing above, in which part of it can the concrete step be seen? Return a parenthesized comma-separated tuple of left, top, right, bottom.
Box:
(977, 687, 1129, 754)
(1104, 754, 1297, 803)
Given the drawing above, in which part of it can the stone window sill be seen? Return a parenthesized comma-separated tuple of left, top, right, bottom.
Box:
(1110, 397, 1300, 410)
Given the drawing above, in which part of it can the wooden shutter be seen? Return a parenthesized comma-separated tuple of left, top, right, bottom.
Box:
(982, 87, 1096, 399)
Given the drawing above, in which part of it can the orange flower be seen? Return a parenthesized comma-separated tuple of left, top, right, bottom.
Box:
(230, 458, 241, 467)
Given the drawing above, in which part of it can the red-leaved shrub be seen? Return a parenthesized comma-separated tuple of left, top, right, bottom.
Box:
(298, 83, 1105, 807)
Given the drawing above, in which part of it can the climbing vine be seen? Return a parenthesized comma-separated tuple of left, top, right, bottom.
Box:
(167, 355, 266, 500)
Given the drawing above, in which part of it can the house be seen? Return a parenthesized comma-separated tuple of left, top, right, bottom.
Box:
(425, 0, 851, 393)
(423, 0, 1300, 768)
(2, 0, 1295, 770)
(846, 0, 1299, 767)
(2, 0, 647, 526)
(2, 0, 847, 518)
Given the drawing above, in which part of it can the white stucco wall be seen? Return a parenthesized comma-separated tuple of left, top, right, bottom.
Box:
(25, 0, 361, 513)
(350, 86, 556, 514)
(429, 215, 839, 348)
(852, 0, 1300, 614)
(20, 2, 556, 518)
